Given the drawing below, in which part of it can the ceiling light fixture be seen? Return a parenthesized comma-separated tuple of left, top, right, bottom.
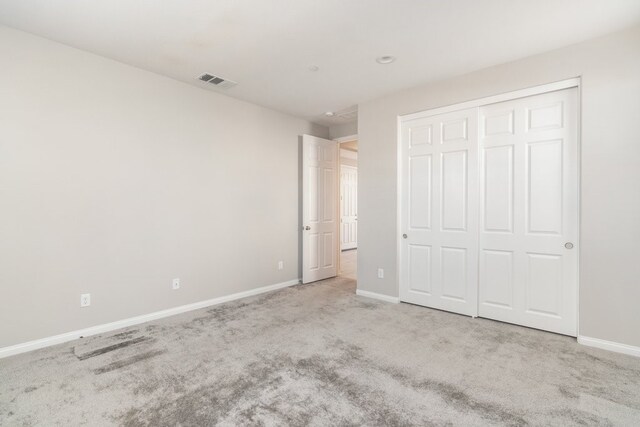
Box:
(376, 55, 396, 64)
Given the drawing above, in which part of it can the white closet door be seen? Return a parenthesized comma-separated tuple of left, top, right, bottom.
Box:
(302, 135, 338, 284)
(478, 88, 578, 336)
(399, 108, 479, 316)
(340, 165, 358, 250)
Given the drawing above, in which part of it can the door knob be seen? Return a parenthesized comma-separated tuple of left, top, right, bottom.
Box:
(402, 234, 408, 239)
(305, 226, 311, 231)
(564, 242, 574, 249)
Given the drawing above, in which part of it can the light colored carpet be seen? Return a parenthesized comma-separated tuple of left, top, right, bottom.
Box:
(1, 276, 639, 426)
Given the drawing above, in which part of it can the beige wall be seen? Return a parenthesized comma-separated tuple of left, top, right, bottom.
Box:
(358, 25, 640, 347)
(330, 121, 358, 139)
(340, 140, 358, 152)
(0, 26, 328, 348)
(340, 148, 358, 168)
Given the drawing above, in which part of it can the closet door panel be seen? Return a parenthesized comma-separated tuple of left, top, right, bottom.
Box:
(478, 88, 578, 336)
(400, 108, 478, 316)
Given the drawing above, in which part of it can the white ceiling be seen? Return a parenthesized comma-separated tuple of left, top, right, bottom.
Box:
(1, 0, 639, 126)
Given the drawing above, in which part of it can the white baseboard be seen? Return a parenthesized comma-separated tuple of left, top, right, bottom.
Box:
(0, 278, 301, 360)
(578, 335, 640, 358)
(356, 288, 400, 304)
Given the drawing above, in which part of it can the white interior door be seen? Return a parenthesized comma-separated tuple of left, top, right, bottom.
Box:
(340, 165, 358, 250)
(302, 135, 338, 284)
(399, 108, 479, 316)
(478, 88, 578, 336)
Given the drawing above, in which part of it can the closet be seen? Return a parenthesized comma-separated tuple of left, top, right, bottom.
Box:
(399, 85, 578, 336)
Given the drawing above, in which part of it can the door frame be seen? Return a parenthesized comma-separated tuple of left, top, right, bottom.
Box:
(396, 77, 581, 331)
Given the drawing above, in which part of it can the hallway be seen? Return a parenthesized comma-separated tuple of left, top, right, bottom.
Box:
(340, 249, 357, 280)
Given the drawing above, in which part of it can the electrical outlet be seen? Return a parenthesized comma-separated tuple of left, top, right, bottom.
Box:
(278, 261, 284, 270)
(80, 293, 91, 307)
(377, 268, 384, 279)
(172, 278, 180, 290)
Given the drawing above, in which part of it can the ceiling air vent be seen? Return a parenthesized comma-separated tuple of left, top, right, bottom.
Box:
(197, 73, 237, 89)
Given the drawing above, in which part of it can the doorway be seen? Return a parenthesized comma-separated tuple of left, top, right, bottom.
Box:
(300, 133, 358, 284)
(338, 136, 358, 280)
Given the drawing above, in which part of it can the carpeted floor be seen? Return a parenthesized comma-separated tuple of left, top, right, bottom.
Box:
(1, 276, 639, 426)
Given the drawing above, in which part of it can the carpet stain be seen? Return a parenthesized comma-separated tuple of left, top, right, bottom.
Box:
(93, 349, 166, 375)
(111, 329, 140, 340)
(75, 336, 153, 360)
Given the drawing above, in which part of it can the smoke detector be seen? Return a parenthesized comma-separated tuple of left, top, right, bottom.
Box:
(376, 55, 396, 64)
(323, 106, 357, 121)
(197, 73, 237, 89)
